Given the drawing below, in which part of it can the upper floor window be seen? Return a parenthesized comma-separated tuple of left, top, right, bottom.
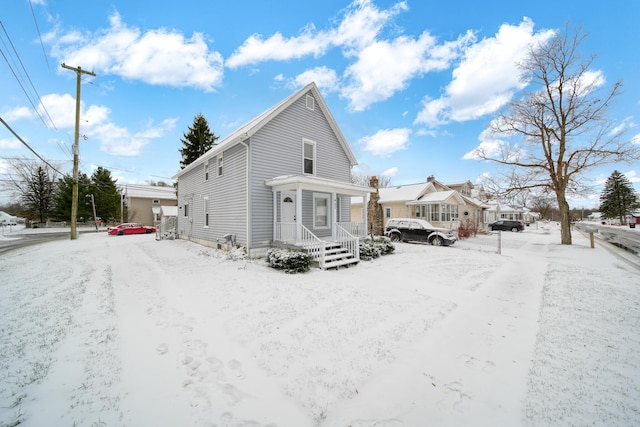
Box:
(204, 162, 209, 181)
(152, 199, 160, 204)
(218, 155, 223, 176)
(303, 139, 315, 175)
(183, 203, 189, 218)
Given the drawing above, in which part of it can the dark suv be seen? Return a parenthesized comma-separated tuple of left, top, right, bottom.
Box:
(488, 220, 524, 232)
(385, 218, 457, 246)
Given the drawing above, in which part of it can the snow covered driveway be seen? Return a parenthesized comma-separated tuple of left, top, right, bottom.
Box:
(1, 225, 638, 426)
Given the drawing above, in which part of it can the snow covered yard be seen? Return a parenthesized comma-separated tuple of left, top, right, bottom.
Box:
(1, 225, 639, 426)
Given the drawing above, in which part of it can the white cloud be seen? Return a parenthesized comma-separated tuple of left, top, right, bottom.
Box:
(0, 137, 22, 150)
(415, 18, 555, 127)
(463, 126, 504, 160)
(341, 31, 473, 111)
(381, 167, 398, 177)
(289, 67, 340, 93)
(2, 106, 34, 121)
(359, 128, 410, 157)
(49, 12, 224, 91)
(226, 0, 406, 68)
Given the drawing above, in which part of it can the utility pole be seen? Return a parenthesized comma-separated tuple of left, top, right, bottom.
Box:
(87, 194, 98, 231)
(61, 63, 96, 240)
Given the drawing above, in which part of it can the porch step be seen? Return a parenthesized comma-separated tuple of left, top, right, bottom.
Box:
(322, 243, 358, 269)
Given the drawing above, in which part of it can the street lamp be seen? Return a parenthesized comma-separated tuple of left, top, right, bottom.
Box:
(86, 194, 98, 231)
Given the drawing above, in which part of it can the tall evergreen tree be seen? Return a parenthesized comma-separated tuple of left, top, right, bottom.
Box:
(599, 170, 640, 224)
(51, 173, 92, 222)
(23, 165, 56, 223)
(90, 167, 121, 222)
(179, 113, 219, 169)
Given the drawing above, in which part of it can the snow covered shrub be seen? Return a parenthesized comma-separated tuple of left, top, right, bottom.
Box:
(359, 236, 395, 261)
(266, 248, 314, 273)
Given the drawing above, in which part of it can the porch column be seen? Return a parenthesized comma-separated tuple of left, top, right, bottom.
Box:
(331, 192, 337, 240)
(295, 187, 302, 244)
(272, 191, 277, 242)
(362, 194, 368, 237)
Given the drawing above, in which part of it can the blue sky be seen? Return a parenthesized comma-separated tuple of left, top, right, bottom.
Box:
(1, 0, 639, 208)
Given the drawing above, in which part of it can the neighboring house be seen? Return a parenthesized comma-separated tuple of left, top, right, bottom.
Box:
(124, 185, 177, 226)
(483, 202, 527, 225)
(173, 82, 373, 268)
(0, 211, 18, 225)
(351, 175, 471, 232)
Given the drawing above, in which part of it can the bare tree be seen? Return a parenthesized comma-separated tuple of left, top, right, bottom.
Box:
(351, 172, 392, 188)
(4, 158, 61, 222)
(475, 24, 639, 244)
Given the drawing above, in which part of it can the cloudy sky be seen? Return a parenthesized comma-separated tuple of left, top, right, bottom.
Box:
(1, 0, 639, 207)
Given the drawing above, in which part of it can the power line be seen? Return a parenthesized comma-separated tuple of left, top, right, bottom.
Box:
(0, 116, 64, 175)
(0, 20, 56, 129)
(28, 0, 50, 72)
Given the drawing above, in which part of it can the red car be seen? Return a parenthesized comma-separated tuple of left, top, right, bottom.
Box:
(107, 223, 156, 236)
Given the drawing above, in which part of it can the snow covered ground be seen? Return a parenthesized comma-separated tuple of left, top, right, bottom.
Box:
(1, 223, 639, 426)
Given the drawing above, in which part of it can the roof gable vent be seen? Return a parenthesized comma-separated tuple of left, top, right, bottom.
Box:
(306, 94, 315, 111)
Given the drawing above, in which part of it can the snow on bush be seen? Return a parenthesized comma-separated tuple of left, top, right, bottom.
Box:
(265, 248, 314, 273)
(359, 236, 395, 261)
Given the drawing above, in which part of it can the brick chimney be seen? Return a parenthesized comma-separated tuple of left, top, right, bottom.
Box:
(427, 175, 435, 183)
(367, 176, 384, 236)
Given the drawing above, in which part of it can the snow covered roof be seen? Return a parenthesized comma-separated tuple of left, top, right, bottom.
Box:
(408, 190, 464, 205)
(378, 182, 432, 203)
(125, 185, 177, 200)
(160, 206, 178, 217)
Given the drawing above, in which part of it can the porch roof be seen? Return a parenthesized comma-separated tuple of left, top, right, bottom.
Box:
(266, 175, 374, 197)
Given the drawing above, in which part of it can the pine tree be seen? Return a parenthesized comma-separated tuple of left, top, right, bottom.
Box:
(90, 167, 121, 222)
(599, 170, 640, 224)
(51, 173, 92, 222)
(179, 114, 219, 169)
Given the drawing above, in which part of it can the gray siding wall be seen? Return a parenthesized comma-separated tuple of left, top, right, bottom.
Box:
(177, 143, 247, 245)
(249, 90, 353, 247)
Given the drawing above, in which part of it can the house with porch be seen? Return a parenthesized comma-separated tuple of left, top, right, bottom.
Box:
(351, 176, 475, 233)
(173, 82, 373, 269)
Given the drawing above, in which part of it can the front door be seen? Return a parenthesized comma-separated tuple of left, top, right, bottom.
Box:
(282, 193, 296, 242)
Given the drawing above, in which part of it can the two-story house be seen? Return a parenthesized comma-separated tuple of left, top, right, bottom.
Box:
(173, 82, 373, 269)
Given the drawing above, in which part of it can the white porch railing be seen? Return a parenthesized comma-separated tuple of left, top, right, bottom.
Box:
(156, 216, 177, 240)
(336, 221, 367, 237)
(335, 223, 359, 261)
(274, 222, 326, 267)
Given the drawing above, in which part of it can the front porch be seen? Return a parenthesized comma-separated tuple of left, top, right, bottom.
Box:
(266, 175, 373, 269)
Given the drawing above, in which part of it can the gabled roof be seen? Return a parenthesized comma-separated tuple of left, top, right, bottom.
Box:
(378, 182, 434, 203)
(408, 190, 465, 205)
(175, 82, 357, 179)
(125, 185, 177, 200)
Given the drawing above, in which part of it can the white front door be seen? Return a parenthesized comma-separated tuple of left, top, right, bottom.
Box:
(282, 194, 296, 242)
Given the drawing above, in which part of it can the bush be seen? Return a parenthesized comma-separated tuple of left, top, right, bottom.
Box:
(265, 248, 314, 273)
(359, 236, 395, 261)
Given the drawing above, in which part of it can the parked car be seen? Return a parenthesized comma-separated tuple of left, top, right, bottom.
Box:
(107, 223, 156, 236)
(384, 218, 457, 246)
(488, 220, 524, 232)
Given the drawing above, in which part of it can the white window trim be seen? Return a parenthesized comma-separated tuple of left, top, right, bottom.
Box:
(203, 196, 209, 227)
(204, 161, 209, 181)
(218, 154, 223, 177)
(183, 203, 189, 218)
(303, 138, 316, 176)
(385, 207, 391, 218)
(313, 193, 330, 230)
(152, 199, 160, 204)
